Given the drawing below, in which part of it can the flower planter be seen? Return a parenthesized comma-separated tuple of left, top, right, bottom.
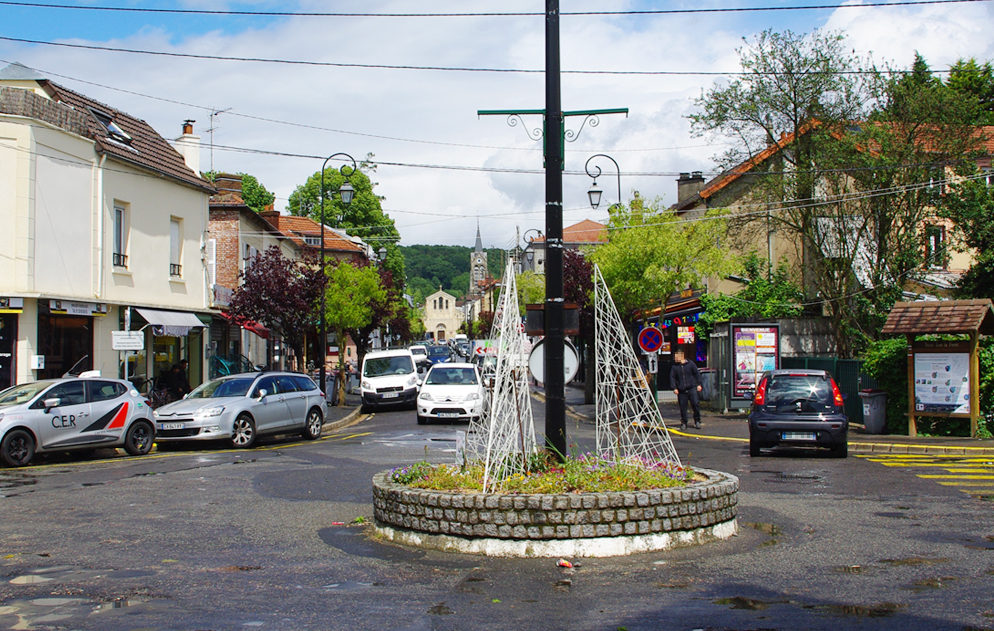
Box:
(371, 467, 738, 557)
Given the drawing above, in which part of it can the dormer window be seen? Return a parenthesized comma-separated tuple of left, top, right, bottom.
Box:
(89, 108, 132, 145)
(304, 236, 322, 247)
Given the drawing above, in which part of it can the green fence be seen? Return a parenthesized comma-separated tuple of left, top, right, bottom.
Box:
(780, 357, 878, 424)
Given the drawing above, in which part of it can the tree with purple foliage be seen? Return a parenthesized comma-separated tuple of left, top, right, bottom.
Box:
(228, 246, 324, 369)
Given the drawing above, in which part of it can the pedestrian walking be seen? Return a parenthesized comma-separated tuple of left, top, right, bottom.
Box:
(670, 350, 702, 430)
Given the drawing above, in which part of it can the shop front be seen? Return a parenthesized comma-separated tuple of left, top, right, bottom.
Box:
(37, 300, 109, 379)
(120, 307, 208, 392)
(0, 298, 22, 389)
(643, 290, 707, 390)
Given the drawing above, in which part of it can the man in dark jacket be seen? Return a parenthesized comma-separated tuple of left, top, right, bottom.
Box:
(670, 350, 702, 430)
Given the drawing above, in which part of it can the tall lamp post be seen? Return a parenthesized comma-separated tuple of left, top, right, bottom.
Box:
(522, 228, 542, 272)
(319, 153, 357, 400)
(585, 154, 621, 210)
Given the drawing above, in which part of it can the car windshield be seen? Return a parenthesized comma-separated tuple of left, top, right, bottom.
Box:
(0, 381, 54, 406)
(765, 375, 835, 412)
(428, 346, 449, 356)
(426, 367, 478, 386)
(187, 377, 255, 399)
(364, 356, 414, 377)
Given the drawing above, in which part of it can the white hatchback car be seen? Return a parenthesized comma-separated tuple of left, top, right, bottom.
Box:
(0, 375, 156, 467)
(416, 363, 485, 425)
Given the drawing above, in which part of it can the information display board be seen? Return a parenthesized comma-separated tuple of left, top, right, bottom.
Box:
(731, 324, 780, 399)
(914, 351, 971, 415)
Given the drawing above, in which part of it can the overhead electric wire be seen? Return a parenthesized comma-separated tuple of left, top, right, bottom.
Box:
(0, 0, 987, 17)
(0, 36, 963, 76)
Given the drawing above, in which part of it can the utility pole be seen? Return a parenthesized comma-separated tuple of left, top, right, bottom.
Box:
(478, 0, 626, 459)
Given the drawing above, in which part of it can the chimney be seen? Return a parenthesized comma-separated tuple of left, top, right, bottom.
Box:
(174, 119, 201, 175)
(258, 209, 281, 229)
(677, 171, 706, 204)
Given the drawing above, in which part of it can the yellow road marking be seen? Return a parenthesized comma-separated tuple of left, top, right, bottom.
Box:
(918, 474, 994, 479)
(667, 427, 747, 442)
(870, 462, 994, 468)
(328, 432, 372, 441)
(938, 481, 994, 486)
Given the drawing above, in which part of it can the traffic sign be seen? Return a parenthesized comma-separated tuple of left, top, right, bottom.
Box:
(646, 352, 658, 374)
(638, 326, 664, 353)
(112, 331, 144, 351)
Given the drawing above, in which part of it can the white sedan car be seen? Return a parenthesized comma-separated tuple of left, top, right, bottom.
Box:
(416, 363, 485, 425)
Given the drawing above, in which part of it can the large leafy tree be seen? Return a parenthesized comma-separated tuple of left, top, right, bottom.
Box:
(946, 58, 994, 124)
(240, 173, 275, 213)
(941, 175, 994, 299)
(228, 246, 323, 367)
(589, 195, 739, 324)
(287, 157, 405, 289)
(697, 254, 804, 339)
(324, 261, 387, 405)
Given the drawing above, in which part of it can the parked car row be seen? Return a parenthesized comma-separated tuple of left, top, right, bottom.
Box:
(0, 370, 327, 467)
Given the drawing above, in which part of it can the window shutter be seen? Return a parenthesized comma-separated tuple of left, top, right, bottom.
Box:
(207, 238, 216, 287)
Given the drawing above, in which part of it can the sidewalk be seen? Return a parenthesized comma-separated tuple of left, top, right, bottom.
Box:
(535, 384, 994, 456)
(322, 391, 364, 435)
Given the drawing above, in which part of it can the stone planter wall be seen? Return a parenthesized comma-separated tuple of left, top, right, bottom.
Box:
(372, 468, 738, 550)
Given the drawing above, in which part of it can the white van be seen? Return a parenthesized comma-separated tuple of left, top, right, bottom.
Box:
(360, 349, 420, 411)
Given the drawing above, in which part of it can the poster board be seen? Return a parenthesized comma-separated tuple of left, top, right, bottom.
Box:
(731, 324, 780, 399)
(912, 341, 973, 417)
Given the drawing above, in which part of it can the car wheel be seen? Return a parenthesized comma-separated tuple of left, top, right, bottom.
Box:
(123, 421, 155, 456)
(302, 408, 324, 440)
(749, 436, 762, 457)
(231, 414, 257, 449)
(360, 404, 372, 414)
(831, 441, 848, 459)
(417, 414, 428, 425)
(1, 429, 36, 467)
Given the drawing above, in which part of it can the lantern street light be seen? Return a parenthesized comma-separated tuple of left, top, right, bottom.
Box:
(585, 154, 621, 210)
(319, 153, 357, 401)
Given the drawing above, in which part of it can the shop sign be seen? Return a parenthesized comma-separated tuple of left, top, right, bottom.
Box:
(659, 312, 700, 329)
(0, 298, 24, 313)
(677, 326, 696, 345)
(49, 300, 108, 317)
(112, 331, 145, 351)
(213, 285, 234, 307)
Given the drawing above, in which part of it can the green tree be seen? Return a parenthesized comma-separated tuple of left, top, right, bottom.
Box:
(324, 261, 386, 405)
(941, 174, 994, 299)
(589, 195, 739, 324)
(516, 271, 546, 317)
(697, 254, 804, 339)
(287, 157, 405, 290)
(240, 173, 275, 213)
(946, 58, 994, 124)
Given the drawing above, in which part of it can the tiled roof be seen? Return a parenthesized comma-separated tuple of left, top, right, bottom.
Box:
(40, 80, 213, 193)
(533, 219, 608, 244)
(881, 299, 994, 335)
(259, 213, 365, 253)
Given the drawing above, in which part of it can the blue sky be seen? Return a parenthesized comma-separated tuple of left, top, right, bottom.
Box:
(2, 0, 993, 247)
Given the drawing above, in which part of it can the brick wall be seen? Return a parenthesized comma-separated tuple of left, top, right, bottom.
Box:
(208, 209, 242, 291)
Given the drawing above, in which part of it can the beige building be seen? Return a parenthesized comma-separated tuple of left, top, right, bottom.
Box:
(0, 62, 214, 389)
(423, 289, 461, 342)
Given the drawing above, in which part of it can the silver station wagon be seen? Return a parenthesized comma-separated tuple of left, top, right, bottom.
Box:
(0, 375, 156, 467)
(153, 372, 325, 448)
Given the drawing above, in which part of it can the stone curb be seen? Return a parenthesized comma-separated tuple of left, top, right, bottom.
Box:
(321, 405, 364, 435)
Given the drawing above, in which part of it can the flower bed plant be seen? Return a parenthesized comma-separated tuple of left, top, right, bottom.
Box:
(390, 452, 692, 494)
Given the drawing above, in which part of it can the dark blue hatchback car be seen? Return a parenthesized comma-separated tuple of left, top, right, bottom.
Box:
(747, 369, 849, 458)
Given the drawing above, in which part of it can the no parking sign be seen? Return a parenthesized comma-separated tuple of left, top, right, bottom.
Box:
(638, 326, 663, 354)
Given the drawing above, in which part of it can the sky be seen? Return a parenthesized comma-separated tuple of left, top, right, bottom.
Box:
(2, 0, 993, 252)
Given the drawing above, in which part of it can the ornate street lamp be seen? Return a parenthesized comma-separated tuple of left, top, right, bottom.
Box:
(585, 154, 621, 210)
(319, 153, 357, 401)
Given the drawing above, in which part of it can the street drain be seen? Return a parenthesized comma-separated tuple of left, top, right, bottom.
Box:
(764, 473, 823, 484)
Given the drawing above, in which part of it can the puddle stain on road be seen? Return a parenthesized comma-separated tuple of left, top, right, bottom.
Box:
(712, 596, 788, 610)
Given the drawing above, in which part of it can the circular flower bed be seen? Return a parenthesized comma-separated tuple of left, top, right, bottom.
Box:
(371, 459, 738, 558)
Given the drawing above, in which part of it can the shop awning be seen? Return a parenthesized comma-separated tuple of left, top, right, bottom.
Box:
(218, 311, 270, 339)
(136, 308, 207, 337)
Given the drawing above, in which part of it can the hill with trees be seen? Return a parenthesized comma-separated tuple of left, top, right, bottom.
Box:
(401, 244, 505, 304)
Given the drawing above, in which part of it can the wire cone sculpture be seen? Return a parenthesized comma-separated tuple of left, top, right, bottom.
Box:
(466, 262, 538, 492)
(594, 264, 682, 467)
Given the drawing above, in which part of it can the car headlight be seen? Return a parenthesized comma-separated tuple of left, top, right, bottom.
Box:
(361, 380, 372, 390)
(193, 406, 225, 420)
(419, 391, 433, 401)
(465, 393, 480, 401)
(406, 376, 418, 387)
(152, 409, 159, 419)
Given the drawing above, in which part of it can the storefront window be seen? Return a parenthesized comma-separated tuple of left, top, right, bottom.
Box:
(37, 312, 93, 379)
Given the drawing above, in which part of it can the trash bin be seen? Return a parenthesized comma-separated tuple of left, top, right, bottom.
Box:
(859, 390, 887, 434)
(699, 368, 715, 402)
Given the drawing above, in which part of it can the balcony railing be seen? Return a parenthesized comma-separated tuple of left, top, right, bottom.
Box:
(113, 252, 128, 267)
(169, 263, 182, 277)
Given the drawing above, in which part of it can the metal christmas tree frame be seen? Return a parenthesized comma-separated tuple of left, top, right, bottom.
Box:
(594, 264, 682, 467)
(466, 262, 538, 491)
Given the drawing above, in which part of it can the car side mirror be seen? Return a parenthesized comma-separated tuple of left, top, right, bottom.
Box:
(257, 389, 268, 399)
(743, 392, 753, 400)
(43, 397, 61, 410)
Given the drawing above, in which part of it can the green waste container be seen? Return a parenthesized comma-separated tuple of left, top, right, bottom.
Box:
(859, 390, 887, 434)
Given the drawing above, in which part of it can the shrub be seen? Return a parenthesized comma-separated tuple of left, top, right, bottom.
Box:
(862, 338, 909, 434)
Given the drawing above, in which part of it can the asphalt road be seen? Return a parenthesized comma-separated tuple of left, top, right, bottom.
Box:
(0, 399, 992, 631)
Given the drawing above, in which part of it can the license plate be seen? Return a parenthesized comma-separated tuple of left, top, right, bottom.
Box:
(782, 431, 817, 441)
(381, 392, 399, 399)
(160, 423, 185, 430)
(438, 412, 459, 418)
